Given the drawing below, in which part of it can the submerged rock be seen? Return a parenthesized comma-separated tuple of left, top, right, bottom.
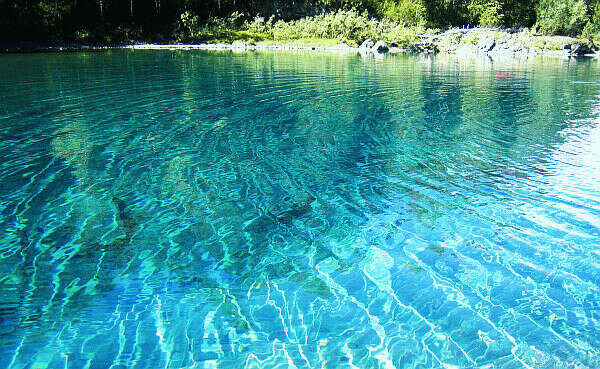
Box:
(273, 194, 316, 225)
(242, 213, 274, 233)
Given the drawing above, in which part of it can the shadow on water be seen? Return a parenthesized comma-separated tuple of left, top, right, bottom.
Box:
(100, 197, 137, 251)
(243, 193, 316, 232)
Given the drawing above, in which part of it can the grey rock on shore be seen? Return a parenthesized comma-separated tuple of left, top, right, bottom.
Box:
(373, 40, 389, 52)
(359, 39, 389, 54)
(422, 28, 597, 59)
(359, 39, 375, 50)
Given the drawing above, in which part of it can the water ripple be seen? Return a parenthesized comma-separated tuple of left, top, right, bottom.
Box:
(1, 50, 600, 368)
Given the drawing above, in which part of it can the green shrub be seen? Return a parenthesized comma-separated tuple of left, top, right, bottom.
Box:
(381, 24, 424, 48)
(174, 11, 200, 41)
(270, 9, 379, 43)
(75, 29, 92, 42)
(244, 15, 275, 36)
(173, 9, 432, 46)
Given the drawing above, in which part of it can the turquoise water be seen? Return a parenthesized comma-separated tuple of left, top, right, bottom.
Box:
(1, 50, 600, 369)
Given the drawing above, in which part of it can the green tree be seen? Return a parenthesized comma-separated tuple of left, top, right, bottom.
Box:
(467, 0, 504, 26)
(421, 0, 469, 27)
(582, 0, 600, 36)
(375, 0, 427, 26)
(502, 0, 537, 27)
(536, 0, 589, 35)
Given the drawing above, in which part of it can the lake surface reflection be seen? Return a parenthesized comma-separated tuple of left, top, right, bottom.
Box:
(1, 50, 600, 368)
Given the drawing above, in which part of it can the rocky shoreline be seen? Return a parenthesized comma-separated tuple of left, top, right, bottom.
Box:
(2, 28, 598, 59)
(423, 28, 597, 58)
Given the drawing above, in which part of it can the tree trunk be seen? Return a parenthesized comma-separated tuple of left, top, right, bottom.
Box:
(130, 0, 134, 17)
(99, 0, 103, 16)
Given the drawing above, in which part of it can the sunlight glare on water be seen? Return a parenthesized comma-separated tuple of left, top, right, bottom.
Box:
(0, 50, 600, 368)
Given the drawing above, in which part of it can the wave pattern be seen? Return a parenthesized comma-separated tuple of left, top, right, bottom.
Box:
(1, 51, 600, 368)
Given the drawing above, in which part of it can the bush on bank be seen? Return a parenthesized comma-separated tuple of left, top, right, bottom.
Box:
(174, 9, 431, 47)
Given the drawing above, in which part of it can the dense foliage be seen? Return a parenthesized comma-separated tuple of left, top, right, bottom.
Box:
(2, 0, 600, 43)
(535, 0, 589, 35)
(173, 9, 426, 47)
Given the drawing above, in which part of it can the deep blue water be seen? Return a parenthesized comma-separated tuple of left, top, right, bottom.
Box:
(1, 50, 600, 368)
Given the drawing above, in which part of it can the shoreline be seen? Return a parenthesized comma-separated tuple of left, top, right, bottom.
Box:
(0, 41, 402, 54)
(2, 28, 598, 59)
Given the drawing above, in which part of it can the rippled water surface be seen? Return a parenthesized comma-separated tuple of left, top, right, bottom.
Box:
(1, 50, 600, 368)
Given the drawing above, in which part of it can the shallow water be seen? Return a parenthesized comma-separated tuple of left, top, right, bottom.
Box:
(1, 50, 600, 368)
